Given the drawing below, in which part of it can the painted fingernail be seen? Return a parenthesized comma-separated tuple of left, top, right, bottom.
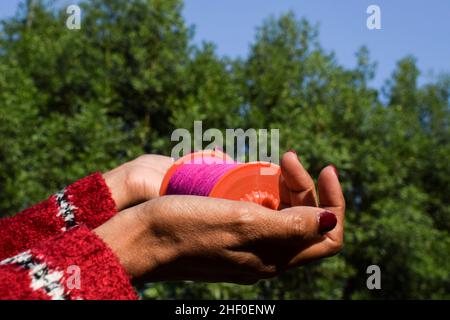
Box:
(319, 211, 337, 234)
(329, 164, 339, 177)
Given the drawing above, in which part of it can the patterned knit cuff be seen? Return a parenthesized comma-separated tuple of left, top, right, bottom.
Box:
(1, 225, 137, 300)
(60, 172, 117, 230)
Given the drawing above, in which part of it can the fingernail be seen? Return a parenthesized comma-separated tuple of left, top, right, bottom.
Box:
(318, 211, 337, 234)
(287, 149, 297, 155)
(329, 164, 339, 177)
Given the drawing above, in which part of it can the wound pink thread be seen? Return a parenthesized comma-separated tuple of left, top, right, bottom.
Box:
(166, 156, 239, 196)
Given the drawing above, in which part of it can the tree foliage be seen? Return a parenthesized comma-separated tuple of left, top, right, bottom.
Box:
(0, 0, 448, 299)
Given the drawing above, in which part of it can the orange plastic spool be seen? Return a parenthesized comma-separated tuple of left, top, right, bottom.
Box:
(159, 150, 281, 210)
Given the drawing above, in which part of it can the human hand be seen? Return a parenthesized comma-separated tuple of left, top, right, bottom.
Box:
(94, 187, 344, 284)
(102, 155, 174, 211)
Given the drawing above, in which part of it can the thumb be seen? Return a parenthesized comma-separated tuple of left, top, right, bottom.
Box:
(265, 206, 337, 243)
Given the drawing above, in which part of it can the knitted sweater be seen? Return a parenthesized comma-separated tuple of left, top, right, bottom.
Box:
(0, 173, 138, 300)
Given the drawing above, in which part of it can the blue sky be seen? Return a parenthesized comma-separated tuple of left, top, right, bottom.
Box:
(1, 0, 449, 88)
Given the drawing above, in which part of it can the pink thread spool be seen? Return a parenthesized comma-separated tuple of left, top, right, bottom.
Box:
(160, 150, 281, 209)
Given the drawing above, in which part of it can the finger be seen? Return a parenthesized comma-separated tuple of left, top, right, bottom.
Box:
(318, 165, 345, 243)
(151, 197, 336, 246)
(282, 164, 346, 267)
(258, 206, 337, 244)
(280, 151, 318, 206)
(285, 236, 343, 267)
(279, 175, 291, 205)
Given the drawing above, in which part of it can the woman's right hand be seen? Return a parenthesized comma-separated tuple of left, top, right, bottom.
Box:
(94, 167, 344, 284)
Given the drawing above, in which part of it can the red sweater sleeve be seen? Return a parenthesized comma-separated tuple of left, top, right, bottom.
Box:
(0, 173, 117, 260)
(0, 225, 137, 300)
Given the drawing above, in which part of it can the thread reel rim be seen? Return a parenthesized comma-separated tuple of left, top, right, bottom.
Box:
(210, 162, 280, 210)
(160, 150, 281, 210)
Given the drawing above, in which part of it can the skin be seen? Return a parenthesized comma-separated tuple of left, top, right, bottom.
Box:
(96, 152, 345, 284)
(102, 154, 174, 210)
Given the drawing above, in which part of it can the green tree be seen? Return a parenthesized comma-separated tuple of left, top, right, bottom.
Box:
(0, 1, 448, 299)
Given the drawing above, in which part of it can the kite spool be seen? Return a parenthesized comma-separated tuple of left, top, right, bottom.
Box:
(159, 150, 281, 209)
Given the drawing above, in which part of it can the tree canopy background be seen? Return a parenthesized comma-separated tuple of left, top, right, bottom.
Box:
(0, 0, 448, 299)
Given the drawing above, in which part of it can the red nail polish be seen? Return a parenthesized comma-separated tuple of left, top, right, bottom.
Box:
(329, 164, 339, 177)
(319, 211, 337, 234)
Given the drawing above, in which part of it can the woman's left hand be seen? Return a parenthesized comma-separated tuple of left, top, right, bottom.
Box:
(103, 155, 174, 211)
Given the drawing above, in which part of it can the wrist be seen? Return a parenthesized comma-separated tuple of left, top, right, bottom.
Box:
(103, 164, 134, 211)
(93, 208, 156, 278)
(94, 201, 179, 280)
